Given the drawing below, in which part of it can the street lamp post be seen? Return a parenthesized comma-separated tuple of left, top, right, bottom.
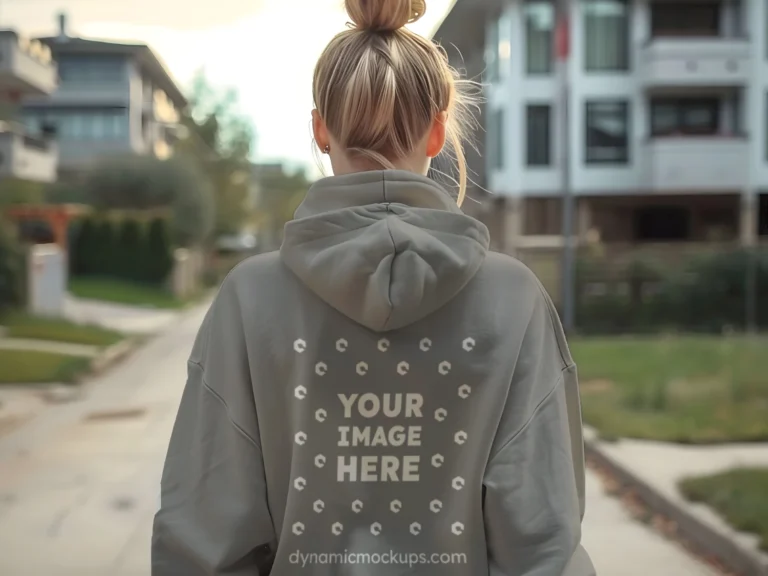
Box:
(556, 0, 575, 332)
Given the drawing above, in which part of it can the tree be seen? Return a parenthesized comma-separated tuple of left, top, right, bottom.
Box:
(177, 70, 256, 237)
(254, 166, 312, 249)
(83, 155, 214, 247)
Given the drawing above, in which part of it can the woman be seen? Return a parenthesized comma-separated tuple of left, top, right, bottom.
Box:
(152, 0, 595, 574)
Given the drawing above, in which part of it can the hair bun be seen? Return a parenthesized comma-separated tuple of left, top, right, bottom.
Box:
(345, 0, 427, 32)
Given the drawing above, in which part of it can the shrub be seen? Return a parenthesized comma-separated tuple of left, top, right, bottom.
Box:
(70, 217, 96, 276)
(92, 219, 117, 278)
(575, 248, 768, 335)
(0, 218, 25, 312)
(144, 218, 174, 285)
(114, 218, 144, 282)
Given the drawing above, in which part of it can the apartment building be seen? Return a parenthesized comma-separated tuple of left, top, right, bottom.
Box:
(435, 0, 768, 249)
(21, 14, 187, 180)
(0, 30, 58, 183)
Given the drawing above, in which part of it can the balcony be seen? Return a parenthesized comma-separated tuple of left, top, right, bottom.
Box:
(642, 136, 747, 192)
(638, 37, 751, 87)
(0, 123, 58, 183)
(0, 31, 57, 96)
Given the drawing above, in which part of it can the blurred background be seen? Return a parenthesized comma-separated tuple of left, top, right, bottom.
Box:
(0, 0, 766, 575)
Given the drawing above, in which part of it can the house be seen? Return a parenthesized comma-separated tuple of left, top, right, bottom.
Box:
(21, 14, 187, 181)
(434, 0, 767, 251)
(0, 30, 58, 183)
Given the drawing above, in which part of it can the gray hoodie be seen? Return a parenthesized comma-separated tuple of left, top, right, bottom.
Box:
(152, 170, 596, 575)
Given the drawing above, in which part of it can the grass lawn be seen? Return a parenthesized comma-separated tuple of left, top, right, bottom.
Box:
(680, 468, 768, 551)
(2, 312, 124, 347)
(0, 349, 92, 384)
(69, 277, 189, 309)
(572, 336, 768, 443)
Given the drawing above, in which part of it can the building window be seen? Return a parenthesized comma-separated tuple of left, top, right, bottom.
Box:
(525, 1, 554, 74)
(651, 97, 720, 136)
(526, 104, 552, 166)
(23, 108, 129, 141)
(650, 2, 720, 37)
(633, 206, 690, 241)
(488, 108, 505, 170)
(585, 100, 629, 164)
(584, 0, 629, 72)
(485, 18, 501, 82)
(57, 55, 126, 84)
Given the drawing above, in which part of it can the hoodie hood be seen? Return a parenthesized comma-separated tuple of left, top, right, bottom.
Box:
(280, 170, 490, 332)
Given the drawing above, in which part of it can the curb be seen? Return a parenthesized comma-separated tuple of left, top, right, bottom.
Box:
(584, 434, 768, 576)
(88, 337, 142, 379)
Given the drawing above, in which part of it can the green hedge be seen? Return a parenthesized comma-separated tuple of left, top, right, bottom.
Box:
(0, 217, 26, 312)
(575, 248, 768, 334)
(70, 215, 174, 286)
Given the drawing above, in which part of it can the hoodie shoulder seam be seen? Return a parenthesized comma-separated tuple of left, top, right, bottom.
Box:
(487, 370, 566, 462)
(188, 360, 263, 452)
(534, 278, 574, 371)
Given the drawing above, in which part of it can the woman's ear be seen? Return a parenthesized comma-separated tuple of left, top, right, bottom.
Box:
(426, 111, 448, 158)
(312, 109, 329, 152)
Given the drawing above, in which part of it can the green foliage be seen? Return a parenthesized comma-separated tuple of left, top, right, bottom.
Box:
(2, 312, 123, 347)
(0, 218, 25, 312)
(83, 155, 214, 246)
(115, 219, 144, 282)
(45, 181, 87, 205)
(575, 249, 768, 334)
(178, 70, 256, 238)
(0, 179, 45, 206)
(70, 217, 97, 276)
(144, 218, 174, 284)
(0, 349, 92, 384)
(70, 214, 174, 287)
(254, 165, 311, 250)
(574, 336, 768, 443)
(680, 468, 768, 551)
(92, 219, 117, 278)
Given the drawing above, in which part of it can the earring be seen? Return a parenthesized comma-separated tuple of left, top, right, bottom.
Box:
(323, 145, 330, 154)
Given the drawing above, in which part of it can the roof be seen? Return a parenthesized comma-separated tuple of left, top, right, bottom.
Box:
(35, 36, 187, 109)
(429, 0, 459, 38)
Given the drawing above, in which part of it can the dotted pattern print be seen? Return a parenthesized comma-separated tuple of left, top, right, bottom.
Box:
(289, 334, 477, 540)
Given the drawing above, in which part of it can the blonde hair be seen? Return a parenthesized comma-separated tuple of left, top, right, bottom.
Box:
(313, 0, 478, 206)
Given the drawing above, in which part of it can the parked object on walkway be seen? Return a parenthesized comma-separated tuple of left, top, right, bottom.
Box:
(27, 244, 66, 318)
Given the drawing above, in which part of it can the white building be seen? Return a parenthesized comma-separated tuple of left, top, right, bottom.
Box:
(0, 30, 58, 183)
(21, 14, 187, 181)
(435, 0, 767, 249)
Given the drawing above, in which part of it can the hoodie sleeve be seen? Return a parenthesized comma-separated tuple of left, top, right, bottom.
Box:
(483, 284, 595, 576)
(151, 277, 276, 576)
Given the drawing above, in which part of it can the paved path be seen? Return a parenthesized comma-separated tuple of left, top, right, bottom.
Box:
(0, 305, 719, 576)
(591, 431, 768, 567)
(63, 295, 179, 335)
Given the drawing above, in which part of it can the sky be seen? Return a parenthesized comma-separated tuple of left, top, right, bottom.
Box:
(2, 0, 455, 175)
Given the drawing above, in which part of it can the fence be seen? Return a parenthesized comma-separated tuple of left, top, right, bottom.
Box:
(518, 242, 768, 335)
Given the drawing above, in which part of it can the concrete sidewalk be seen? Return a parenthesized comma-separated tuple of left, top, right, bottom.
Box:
(63, 295, 180, 335)
(0, 303, 721, 576)
(587, 428, 768, 574)
(0, 304, 206, 576)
